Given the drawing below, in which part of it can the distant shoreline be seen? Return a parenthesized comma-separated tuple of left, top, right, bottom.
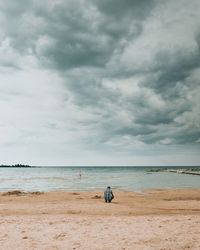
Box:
(0, 164, 34, 168)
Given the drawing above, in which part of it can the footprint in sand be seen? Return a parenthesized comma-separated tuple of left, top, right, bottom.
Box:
(0, 234, 8, 241)
(54, 233, 66, 240)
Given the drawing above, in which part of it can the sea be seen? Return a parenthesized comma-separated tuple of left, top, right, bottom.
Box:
(0, 166, 199, 192)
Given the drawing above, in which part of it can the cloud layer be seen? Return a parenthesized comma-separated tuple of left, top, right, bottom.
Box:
(0, 0, 200, 165)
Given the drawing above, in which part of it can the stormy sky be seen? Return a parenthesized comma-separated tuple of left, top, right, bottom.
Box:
(0, 0, 200, 166)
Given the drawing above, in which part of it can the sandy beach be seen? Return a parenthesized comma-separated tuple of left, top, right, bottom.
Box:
(0, 189, 200, 249)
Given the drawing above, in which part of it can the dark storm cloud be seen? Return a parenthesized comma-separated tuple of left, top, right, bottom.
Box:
(124, 32, 200, 144)
(82, 39, 200, 146)
(0, 0, 156, 70)
(0, 0, 31, 15)
(134, 98, 191, 126)
(33, 0, 154, 70)
(95, 0, 155, 19)
(67, 78, 121, 108)
(116, 125, 156, 137)
(143, 48, 200, 98)
(93, 90, 193, 145)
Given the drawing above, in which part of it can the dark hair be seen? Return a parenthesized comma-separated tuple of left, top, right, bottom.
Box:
(107, 186, 111, 189)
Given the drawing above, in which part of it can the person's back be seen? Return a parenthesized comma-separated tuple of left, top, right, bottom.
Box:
(104, 186, 114, 203)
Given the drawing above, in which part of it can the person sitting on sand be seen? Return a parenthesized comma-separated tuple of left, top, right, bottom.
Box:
(104, 186, 114, 203)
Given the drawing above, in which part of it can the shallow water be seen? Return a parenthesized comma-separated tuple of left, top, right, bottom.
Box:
(0, 166, 199, 192)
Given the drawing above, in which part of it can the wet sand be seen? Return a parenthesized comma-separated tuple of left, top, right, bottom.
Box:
(0, 189, 200, 249)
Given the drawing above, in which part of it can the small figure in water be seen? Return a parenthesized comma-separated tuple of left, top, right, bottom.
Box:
(104, 186, 114, 203)
(79, 169, 82, 179)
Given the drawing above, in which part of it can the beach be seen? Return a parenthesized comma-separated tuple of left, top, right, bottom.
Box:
(0, 189, 200, 249)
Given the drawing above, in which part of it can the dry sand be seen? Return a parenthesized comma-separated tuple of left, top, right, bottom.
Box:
(0, 189, 200, 249)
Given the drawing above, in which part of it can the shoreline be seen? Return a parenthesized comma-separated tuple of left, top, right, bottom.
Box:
(1, 185, 200, 193)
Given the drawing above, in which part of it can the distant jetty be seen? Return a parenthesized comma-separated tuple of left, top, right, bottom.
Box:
(0, 164, 34, 168)
(147, 167, 200, 176)
(167, 169, 200, 176)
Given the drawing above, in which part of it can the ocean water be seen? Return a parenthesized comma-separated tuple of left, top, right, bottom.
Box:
(0, 167, 199, 192)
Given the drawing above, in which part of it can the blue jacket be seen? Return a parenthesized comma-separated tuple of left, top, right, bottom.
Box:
(104, 188, 114, 200)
